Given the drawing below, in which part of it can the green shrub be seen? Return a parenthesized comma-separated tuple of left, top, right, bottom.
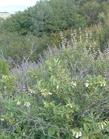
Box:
(1, 44, 109, 138)
(0, 60, 9, 75)
(1, 0, 108, 36)
(1, 0, 109, 138)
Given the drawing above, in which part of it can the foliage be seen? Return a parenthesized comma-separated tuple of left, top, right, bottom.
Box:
(0, 24, 108, 64)
(1, 0, 109, 138)
(1, 0, 108, 36)
(0, 60, 9, 75)
(0, 0, 109, 63)
(0, 31, 61, 63)
(0, 39, 109, 138)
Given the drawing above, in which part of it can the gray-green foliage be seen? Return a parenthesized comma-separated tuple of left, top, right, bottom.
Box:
(1, 1, 109, 138)
(0, 32, 58, 63)
(1, 0, 108, 36)
(1, 40, 109, 138)
(0, 0, 109, 64)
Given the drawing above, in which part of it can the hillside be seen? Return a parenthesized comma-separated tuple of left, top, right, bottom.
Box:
(0, 0, 109, 138)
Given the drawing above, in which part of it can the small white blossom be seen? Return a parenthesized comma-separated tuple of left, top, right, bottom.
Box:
(75, 133, 79, 138)
(72, 130, 82, 139)
(66, 103, 73, 108)
(71, 81, 77, 87)
(85, 82, 89, 88)
(103, 122, 107, 126)
(17, 101, 21, 106)
(99, 123, 104, 130)
(73, 82, 77, 87)
(48, 92, 52, 95)
(101, 124, 104, 129)
(100, 84, 103, 87)
(100, 82, 106, 87)
(75, 131, 82, 138)
(78, 131, 82, 137)
(42, 91, 52, 97)
(103, 82, 106, 87)
(23, 132, 25, 136)
(24, 102, 31, 107)
(0, 118, 4, 121)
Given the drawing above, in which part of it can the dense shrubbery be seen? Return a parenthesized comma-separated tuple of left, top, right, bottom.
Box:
(0, 31, 61, 63)
(0, 0, 109, 63)
(0, 24, 108, 64)
(1, 0, 109, 138)
(1, 39, 109, 138)
(1, 0, 108, 36)
(0, 0, 109, 64)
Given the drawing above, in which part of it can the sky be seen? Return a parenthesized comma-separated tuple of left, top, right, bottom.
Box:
(0, 0, 38, 13)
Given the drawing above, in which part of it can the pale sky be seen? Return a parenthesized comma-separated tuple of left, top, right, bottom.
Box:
(0, 0, 38, 13)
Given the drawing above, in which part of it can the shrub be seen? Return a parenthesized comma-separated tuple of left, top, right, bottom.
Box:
(0, 60, 9, 75)
(1, 41, 109, 138)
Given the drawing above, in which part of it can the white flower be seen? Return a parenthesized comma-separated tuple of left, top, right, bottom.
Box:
(0, 118, 4, 121)
(66, 103, 73, 108)
(72, 130, 82, 138)
(85, 82, 89, 88)
(24, 102, 31, 107)
(56, 85, 59, 89)
(73, 82, 77, 87)
(100, 84, 103, 87)
(42, 91, 52, 97)
(17, 101, 21, 106)
(78, 131, 82, 137)
(75, 131, 82, 138)
(71, 81, 77, 87)
(101, 124, 104, 129)
(75, 132, 79, 138)
(103, 82, 106, 87)
(23, 132, 25, 136)
(48, 92, 52, 95)
(99, 123, 104, 130)
(100, 81, 106, 87)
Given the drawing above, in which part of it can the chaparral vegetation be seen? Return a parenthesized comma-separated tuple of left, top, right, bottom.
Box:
(0, 0, 109, 138)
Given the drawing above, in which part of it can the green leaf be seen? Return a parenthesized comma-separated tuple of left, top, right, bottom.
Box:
(48, 127, 56, 136)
